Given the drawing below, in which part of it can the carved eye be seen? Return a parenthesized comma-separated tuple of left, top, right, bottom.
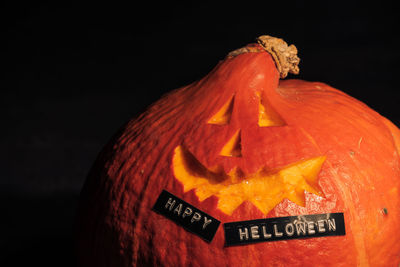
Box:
(207, 95, 234, 125)
(257, 92, 286, 127)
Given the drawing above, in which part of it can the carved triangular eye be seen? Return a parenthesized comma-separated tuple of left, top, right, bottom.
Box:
(220, 130, 242, 157)
(257, 92, 286, 127)
(208, 95, 234, 125)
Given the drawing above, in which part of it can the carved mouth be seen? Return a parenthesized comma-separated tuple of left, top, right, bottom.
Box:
(172, 146, 326, 215)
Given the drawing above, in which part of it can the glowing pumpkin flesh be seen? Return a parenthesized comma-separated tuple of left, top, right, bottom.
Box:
(77, 36, 400, 266)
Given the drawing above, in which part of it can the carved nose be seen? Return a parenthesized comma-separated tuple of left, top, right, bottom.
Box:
(220, 129, 242, 157)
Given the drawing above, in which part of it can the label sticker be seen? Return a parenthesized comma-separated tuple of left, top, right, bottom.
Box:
(224, 213, 345, 246)
(152, 190, 220, 243)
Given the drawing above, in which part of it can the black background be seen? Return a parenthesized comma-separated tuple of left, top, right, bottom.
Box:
(2, 1, 399, 266)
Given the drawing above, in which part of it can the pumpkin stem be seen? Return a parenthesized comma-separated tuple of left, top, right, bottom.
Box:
(257, 35, 300, 78)
(228, 35, 300, 79)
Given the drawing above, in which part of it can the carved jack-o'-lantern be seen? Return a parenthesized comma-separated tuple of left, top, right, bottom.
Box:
(172, 71, 327, 216)
(77, 36, 400, 266)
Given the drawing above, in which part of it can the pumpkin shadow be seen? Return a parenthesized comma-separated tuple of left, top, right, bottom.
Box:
(0, 194, 79, 267)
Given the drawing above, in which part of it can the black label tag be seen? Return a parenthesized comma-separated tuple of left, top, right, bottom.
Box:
(152, 190, 220, 243)
(224, 213, 345, 246)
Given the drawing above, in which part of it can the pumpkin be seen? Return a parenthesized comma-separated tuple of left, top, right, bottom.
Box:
(76, 35, 400, 266)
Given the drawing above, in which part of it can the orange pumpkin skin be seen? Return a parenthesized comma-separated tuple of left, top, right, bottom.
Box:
(76, 42, 400, 266)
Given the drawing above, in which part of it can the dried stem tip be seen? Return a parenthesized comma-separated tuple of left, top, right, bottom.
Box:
(256, 35, 300, 78)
